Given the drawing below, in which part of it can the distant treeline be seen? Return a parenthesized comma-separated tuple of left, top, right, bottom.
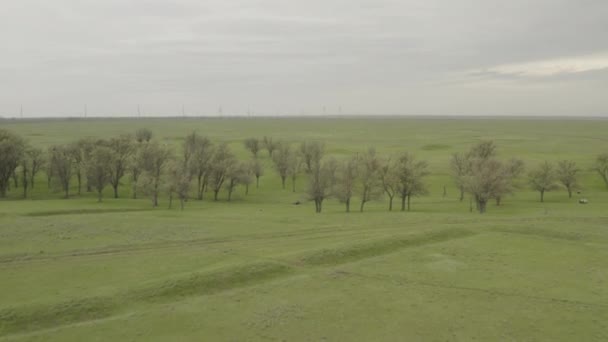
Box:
(1, 128, 607, 213)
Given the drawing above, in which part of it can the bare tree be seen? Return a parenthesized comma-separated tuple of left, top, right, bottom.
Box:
(208, 143, 236, 201)
(594, 153, 608, 189)
(379, 158, 398, 211)
(272, 142, 291, 189)
(166, 161, 191, 209)
(394, 153, 429, 211)
(186, 134, 214, 200)
(358, 148, 383, 212)
(244, 138, 261, 158)
(48, 145, 74, 198)
(68, 141, 87, 195)
(529, 161, 560, 202)
(556, 160, 580, 198)
(0, 129, 26, 197)
(27, 147, 44, 190)
(140, 142, 173, 207)
(494, 158, 525, 206)
(450, 152, 469, 201)
(86, 146, 113, 202)
(263, 136, 277, 158)
(462, 158, 505, 213)
(107, 135, 134, 198)
(300, 141, 324, 174)
(225, 162, 251, 201)
(287, 152, 302, 192)
(19, 147, 45, 198)
(135, 128, 153, 143)
(333, 156, 358, 212)
(468, 140, 497, 160)
(251, 158, 264, 188)
(307, 157, 337, 213)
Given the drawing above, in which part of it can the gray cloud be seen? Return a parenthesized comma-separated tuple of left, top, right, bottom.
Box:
(1, 0, 607, 117)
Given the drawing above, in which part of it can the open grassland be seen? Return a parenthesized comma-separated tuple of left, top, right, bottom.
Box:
(1, 117, 608, 341)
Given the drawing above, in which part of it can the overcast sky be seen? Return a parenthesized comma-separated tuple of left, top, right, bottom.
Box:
(1, 0, 607, 117)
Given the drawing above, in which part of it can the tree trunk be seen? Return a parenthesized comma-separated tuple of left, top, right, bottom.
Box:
(443, 186, 447, 198)
(360, 200, 366, 212)
(245, 184, 249, 195)
(478, 200, 487, 214)
(567, 188, 572, 198)
(459, 187, 464, 202)
(495, 196, 502, 206)
(388, 196, 393, 211)
(168, 194, 173, 209)
(281, 176, 286, 189)
(401, 195, 406, 211)
(318, 199, 323, 213)
(469, 197, 473, 212)
(228, 189, 233, 201)
(214, 190, 219, 201)
(132, 183, 137, 199)
(345, 198, 350, 213)
(77, 173, 82, 195)
(197, 175, 203, 200)
(113, 184, 119, 198)
(22, 167, 28, 198)
(540, 190, 545, 202)
(256, 176, 260, 188)
(98, 190, 102, 202)
(407, 195, 411, 211)
(64, 186, 69, 199)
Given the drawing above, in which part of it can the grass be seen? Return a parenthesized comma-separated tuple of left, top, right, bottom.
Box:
(0, 117, 607, 341)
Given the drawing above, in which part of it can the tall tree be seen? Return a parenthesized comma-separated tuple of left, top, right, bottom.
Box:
(333, 156, 358, 212)
(0, 129, 26, 197)
(208, 143, 236, 201)
(107, 135, 134, 198)
(556, 160, 579, 198)
(48, 145, 74, 198)
(244, 138, 261, 158)
(86, 146, 113, 202)
(358, 148, 383, 212)
(529, 161, 560, 202)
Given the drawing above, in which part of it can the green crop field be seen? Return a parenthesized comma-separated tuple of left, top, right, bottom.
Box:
(1, 117, 608, 341)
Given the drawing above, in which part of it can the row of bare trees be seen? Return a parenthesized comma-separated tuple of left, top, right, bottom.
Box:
(450, 141, 594, 213)
(2, 129, 608, 213)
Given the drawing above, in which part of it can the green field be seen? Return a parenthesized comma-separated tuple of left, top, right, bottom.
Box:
(1, 117, 608, 341)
